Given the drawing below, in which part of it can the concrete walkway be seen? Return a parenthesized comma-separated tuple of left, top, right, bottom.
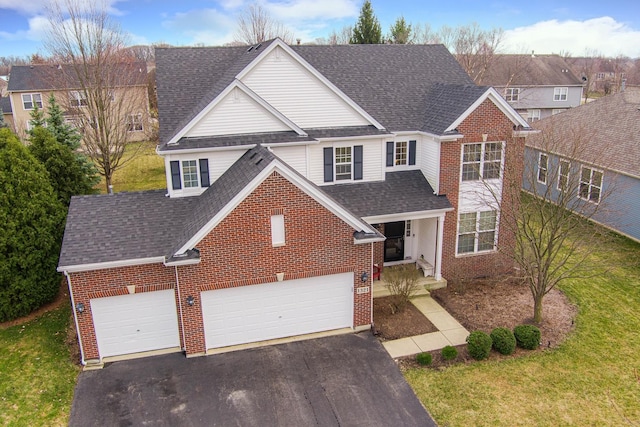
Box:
(381, 295, 470, 359)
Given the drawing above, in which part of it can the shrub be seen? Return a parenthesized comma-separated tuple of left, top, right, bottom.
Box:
(490, 327, 516, 355)
(466, 331, 493, 360)
(384, 264, 422, 313)
(441, 345, 458, 361)
(514, 325, 541, 350)
(416, 352, 432, 366)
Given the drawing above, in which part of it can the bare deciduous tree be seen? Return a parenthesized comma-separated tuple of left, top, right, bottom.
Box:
(483, 123, 615, 323)
(233, 3, 294, 45)
(44, 0, 149, 192)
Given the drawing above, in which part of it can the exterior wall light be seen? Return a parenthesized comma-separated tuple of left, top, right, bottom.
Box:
(75, 302, 85, 313)
(360, 271, 369, 283)
(186, 296, 195, 306)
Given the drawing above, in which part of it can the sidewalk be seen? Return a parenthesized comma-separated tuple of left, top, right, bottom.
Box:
(381, 295, 470, 359)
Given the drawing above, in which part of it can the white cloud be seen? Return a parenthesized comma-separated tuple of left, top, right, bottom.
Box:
(0, 15, 48, 42)
(266, 0, 358, 22)
(503, 16, 640, 58)
(162, 9, 237, 46)
(0, 0, 125, 16)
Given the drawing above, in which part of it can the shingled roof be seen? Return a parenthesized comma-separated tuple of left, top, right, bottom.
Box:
(155, 40, 484, 148)
(7, 63, 148, 92)
(527, 88, 640, 178)
(477, 54, 584, 87)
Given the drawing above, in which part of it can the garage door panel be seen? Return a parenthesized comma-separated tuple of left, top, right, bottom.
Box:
(90, 290, 180, 358)
(202, 273, 354, 349)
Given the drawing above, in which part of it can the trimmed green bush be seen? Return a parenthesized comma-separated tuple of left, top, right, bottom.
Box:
(416, 352, 432, 366)
(441, 345, 458, 361)
(514, 324, 541, 350)
(490, 327, 517, 355)
(466, 331, 493, 360)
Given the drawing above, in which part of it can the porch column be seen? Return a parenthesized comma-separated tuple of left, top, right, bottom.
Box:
(435, 214, 445, 280)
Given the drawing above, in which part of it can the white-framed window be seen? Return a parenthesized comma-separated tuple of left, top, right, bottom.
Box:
(558, 159, 570, 192)
(553, 87, 568, 101)
(271, 214, 285, 246)
(182, 160, 199, 188)
(22, 93, 43, 110)
(528, 109, 541, 122)
(579, 166, 603, 203)
(126, 113, 143, 132)
(335, 146, 352, 181)
(395, 141, 408, 165)
(596, 72, 605, 80)
(504, 87, 520, 102)
(457, 210, 498, 254)
(537, 153, 548, 184)
(461, 142, 503, 181)
(552, 109, 565, 115)
(70, 91, 88, 107)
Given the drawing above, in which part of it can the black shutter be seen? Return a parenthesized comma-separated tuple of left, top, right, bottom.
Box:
(170, 161, 181, 190)
(323, 147, 333, 182)
(386, 141, 394, 166)
(354, 145, 363, 180)
(409, 140, 416, 165)
(199, 159, 210, 187)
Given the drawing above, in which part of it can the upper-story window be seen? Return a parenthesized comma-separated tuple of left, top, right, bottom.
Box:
(537, 152, 548, 184)
(553, 87, 568, 101)
(528, 109, 541, 122)
(558, 159, 570, 192)
(504, 87, 520, 102)
(323, 145, 363, 182)
(596, 72, 605, 80)
(386, 140, 416, 167)
(169, 159, 210, 191)
(70, 91, 88, 107)
(579, 166, 602, 203)
(461, 142, 503, 181)
(22, 93, 43, 110)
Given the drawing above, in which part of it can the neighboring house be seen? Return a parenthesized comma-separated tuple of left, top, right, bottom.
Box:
(478, 54, 584, 122)
(525, 87, 640, 241)
(0, 96, 14, 131)
(6, 63, 149, 140)
(58, 39, 532, 366)
(566, 56, 635, 96)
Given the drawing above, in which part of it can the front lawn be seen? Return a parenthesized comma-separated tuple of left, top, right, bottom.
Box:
(405, 235, 640, 426)
(96, 141, 166, 193)
(0, 305, 79, 426)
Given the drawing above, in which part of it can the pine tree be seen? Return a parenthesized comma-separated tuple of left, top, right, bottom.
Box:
(0, 128, 65, 321)
(28, 104, 46, 134)
(0, 108, 7, 128)
(350, 1, 382, 44)
(45, 94, 81, 150)
(389, 16, 412, 44)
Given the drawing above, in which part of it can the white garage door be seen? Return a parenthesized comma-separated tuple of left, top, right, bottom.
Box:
(90, 289, 180, 358)
(201, 273, 354, 350)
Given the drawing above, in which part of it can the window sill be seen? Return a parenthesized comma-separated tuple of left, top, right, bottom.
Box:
(455, 249, 497, 258)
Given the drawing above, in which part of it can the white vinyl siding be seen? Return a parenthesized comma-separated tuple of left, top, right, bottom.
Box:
(186, 87, 292, 137)
(308, 141, 382, 185)
(241, 46, 370, 129)
(420, 138, 440, 192)
(270, 145, 307, 177)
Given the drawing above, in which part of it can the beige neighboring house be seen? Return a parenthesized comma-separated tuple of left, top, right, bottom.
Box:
(6, 63, 150, 141)
(1, 96, 14, 131)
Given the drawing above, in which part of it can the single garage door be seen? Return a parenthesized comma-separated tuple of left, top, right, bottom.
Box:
(90, 289, 180, 358)
(201, 272, 354, 350)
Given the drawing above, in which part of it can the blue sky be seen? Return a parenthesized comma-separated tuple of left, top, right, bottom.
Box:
(1, 0, 639, 58)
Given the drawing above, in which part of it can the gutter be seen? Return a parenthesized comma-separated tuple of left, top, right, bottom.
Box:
(62, 271, 86, 366)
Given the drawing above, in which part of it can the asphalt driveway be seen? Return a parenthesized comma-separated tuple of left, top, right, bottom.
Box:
(69, 333, 436, 426)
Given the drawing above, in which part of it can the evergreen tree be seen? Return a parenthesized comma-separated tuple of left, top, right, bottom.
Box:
(0, 108, 7, 128)
(28, 104, 46, 134)
(389, 16, 412, 44)
(350, 1, 382, 44)
(45, 94, 81, 150)
(29, 127, 98, 206)
(0, 128, 65, 321)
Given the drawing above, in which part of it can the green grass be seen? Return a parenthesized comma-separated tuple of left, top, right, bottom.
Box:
(0, 305, 80, 426)
(96, 141, 166, 193)
(405, 234, 640, 426)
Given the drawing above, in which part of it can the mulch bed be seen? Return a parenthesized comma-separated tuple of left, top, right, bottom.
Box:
(373, 296, 438, 340)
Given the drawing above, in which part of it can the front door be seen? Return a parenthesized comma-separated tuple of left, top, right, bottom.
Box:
(384, 221, 405, 262)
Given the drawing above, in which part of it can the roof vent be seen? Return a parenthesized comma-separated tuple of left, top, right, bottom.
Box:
(255, 43, 262, 50)
(255, 158, 263, 165)
(250, 152, 258, 159)
(247, 46, 254, 52)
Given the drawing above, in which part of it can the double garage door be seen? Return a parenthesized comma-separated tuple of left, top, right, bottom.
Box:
(201, 273, 354, 350)
(89, 273, 354, 359)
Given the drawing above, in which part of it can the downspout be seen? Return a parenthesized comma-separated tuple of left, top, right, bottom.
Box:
(435, 215, 445, 280)
(174, 266, 187, 352)
(370, 242, 374, 326)
(63, 271, 86, 366)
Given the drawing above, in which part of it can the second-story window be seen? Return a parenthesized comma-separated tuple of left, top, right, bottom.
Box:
(22, 93, 43, 110)
(323, 146, 363, 182)
(553, 87, 568, 101)
(386, 140, 416, 167)
(505, 87, 520, 102)
(70, 91, 88, 107)
(335, 147, 352, 181)
(461, 142, 503, 181)
(169, 159, 210, 191)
